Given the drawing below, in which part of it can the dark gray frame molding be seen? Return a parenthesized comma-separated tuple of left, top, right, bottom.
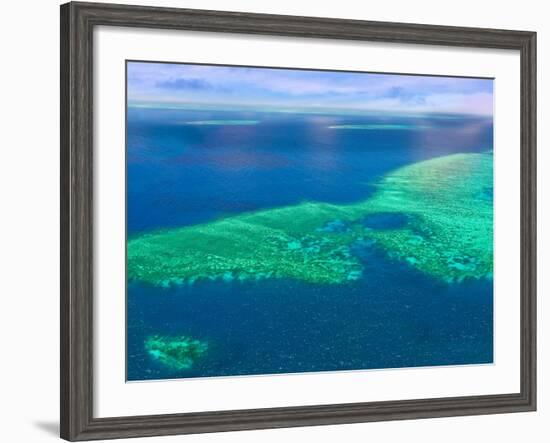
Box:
(60, 2, 536, 440)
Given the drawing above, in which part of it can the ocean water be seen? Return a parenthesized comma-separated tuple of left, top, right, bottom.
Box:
(126, 107, 494, 381)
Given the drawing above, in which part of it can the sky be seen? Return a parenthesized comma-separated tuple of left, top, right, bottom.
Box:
(127, 61, 493, 116)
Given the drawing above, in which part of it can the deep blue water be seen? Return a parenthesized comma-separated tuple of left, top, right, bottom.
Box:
(127, 108, 493, 381)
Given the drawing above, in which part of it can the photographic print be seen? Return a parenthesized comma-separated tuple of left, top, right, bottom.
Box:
(126, 61, 494, 381)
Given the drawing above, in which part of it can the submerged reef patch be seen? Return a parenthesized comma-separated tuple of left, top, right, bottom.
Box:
(328, 124, 428, 130)
(317, 219, 350, 233)
(145, 335, 208, 370)
(128, 152, 493, 285)
(184, 120, 259, 126)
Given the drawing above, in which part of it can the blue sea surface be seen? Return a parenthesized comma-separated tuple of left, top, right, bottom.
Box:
(127, 107, 493, 381)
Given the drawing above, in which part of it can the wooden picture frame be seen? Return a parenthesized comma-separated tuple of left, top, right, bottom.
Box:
(60, 1, 536, 440)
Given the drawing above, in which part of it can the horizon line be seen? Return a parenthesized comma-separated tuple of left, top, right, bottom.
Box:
(127, 100, 493, 118)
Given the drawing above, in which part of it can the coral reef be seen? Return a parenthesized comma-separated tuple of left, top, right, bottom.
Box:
(128, 152, 493, 285)
(144, 335, 208, 370)
(363, 152, 493, 282)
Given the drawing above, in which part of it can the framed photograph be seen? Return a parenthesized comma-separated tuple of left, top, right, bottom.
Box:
(60, 1, 536, 440)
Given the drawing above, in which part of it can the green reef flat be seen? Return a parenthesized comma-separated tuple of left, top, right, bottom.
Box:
(328, 124, 428, 130)
(145, 335, 208, 370)
(128, 152, 493, 286)
(184, 120, 259, 126)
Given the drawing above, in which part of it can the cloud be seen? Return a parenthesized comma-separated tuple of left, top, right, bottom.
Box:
(156, 78, 214, 90)
(380, 86, 427, 105)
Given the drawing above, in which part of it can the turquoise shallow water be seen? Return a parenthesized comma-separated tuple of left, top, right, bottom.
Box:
(126, 108, 493, 381)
